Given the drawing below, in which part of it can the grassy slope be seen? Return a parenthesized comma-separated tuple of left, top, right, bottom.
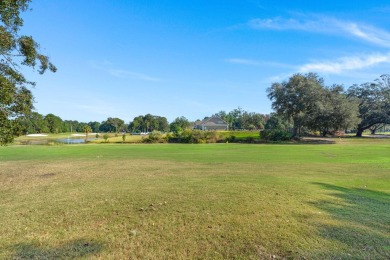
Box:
(0, 140, 389, 259)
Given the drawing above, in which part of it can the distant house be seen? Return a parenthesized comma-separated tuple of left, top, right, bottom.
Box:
(193, 116, 229, 131)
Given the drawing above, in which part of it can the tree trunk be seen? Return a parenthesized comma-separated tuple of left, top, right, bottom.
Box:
(356, 128, 364, 137)
(292, 120, 299, 137)
(370, 129, 376, 135)
(292, 126, 298, 137)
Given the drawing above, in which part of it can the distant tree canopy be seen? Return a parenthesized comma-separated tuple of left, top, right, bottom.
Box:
(15, 111, 49, 134)
(88, 121, 101, 133)
(100, 117, 125, 133)
(264, 113, 291, 131)
(0, 0, 56, 145)
(44, 113, 63, 134)
(169, 116, 191, 133)
(16, 112, 101, 134)
(129, 114, 169, 133)
(267, 73, 361, 137)
(213, 108, 266, 130)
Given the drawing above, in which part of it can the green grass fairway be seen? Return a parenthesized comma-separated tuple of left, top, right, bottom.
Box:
(1, 140, 389, 259)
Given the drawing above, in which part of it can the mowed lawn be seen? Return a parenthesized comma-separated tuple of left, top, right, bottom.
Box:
(0, 140, 389, 259)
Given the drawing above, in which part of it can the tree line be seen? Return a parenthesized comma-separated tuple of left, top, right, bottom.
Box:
(12, 73, 390, 142)
(14, 108, 269, 136)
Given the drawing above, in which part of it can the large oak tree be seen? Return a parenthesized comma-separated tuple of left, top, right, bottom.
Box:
(347, 74, 390, 137)
(267, 73, 360, 137)
(267, 73, 324, 137)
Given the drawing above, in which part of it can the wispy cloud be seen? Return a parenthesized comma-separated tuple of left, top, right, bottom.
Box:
(299, 53, 390, 74)
(227, 54, 390, 76)
(339, 22, 390, 47)
(225, 58, 260, 65)
(108, 69, 161, 82)
(248, 16, 390, 47)
(249, 17, 321, 31)
(225, 58, 294, 68)
(89, 60, 161, 82)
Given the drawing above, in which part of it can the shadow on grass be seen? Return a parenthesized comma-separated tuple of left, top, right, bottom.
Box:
(310, 183, 390, 258)
(12, 239, 102, 259)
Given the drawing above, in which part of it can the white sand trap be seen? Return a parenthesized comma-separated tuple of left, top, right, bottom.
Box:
(71, 133, 97, 137)
(26, 134, 48, 137)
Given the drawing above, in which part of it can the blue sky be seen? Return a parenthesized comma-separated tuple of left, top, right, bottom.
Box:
(20, 0, 390, 123)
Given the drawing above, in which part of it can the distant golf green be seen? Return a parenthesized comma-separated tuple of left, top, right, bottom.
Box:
(0, 139, 389, 259)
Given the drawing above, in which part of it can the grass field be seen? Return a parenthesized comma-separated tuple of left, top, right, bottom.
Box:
(1, 139, 389, 259)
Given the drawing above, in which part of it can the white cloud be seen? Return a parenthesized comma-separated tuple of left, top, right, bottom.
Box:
(225, 58, 260, 65)
(248, 16, 390, 47)
(108, 69, 161, 82)
(299, 53, 390, 74)
(225, 58, 294, 69)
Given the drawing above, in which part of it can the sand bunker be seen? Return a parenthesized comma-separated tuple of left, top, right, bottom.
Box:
(26, 134, 48, 137)
(71, 133, 97, 137)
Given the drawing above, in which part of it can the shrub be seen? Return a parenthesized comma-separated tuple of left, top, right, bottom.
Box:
(143, 131, 165, 143)
(227, 135, 236, 142)
(246, 136, 255, 143)
(103, 134, 109, 142)
(260, 129, 291, 142)
(204, 131, 218, 143)
(163, 132, 173, 142)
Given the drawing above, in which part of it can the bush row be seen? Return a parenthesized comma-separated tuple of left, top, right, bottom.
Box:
(142, 129, 292, 143)
(168, 129, 219, 143)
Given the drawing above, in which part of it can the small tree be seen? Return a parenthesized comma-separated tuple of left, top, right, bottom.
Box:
(103, 134, 109, 142)
(83, 125, 92, 142)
